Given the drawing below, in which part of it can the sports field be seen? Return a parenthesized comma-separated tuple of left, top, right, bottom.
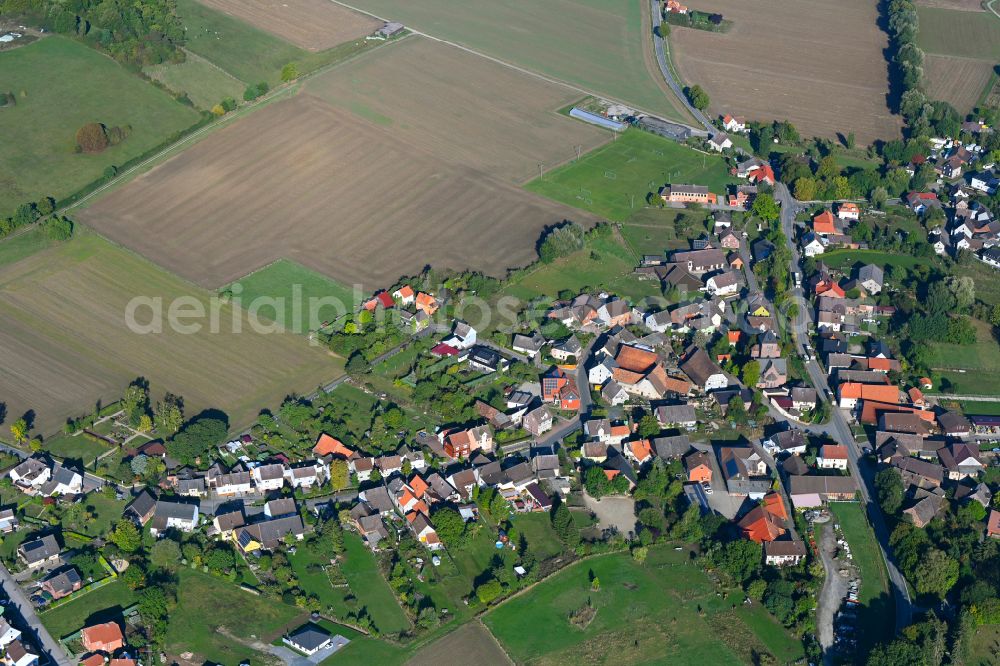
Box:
(0, 36, 201, 215)
(483, 545, 804, 665)
(227, 259, 361, 332)
(145, 50, 245, 110)
(78, 38, 602, 290)
(343, 0, 690, 121)
(526, 128, 736, 222)
(0, 231, 343, 436)
(194, 0, 379, 51)
(671, 0, 903, 144)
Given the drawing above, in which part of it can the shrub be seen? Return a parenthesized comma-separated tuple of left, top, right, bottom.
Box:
(76, 123, 109, 153)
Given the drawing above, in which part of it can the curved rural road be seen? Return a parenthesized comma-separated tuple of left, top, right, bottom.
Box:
(647, 0, 715, 133)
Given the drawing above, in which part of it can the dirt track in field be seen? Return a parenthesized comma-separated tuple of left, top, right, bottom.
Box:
(916, 0, 985, 11)
(194, 0, 380, 50)
(78, 94, 600, 290)
(923, 54, 995, 112)
(671, 0, 903, 144)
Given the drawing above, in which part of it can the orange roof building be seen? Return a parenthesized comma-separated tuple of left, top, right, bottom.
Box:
(616, 345, 658, 373)
(738, 492, 788, 543)
(81, 622, 125, 654)
(628, 439, 653, 464)
(415, 292, 439, 315)
(410, 474, 429, 498)
(859, 400, 936, 425)
(813, 210, 838, 235)
(838, 382, 901, 404)
(727, 330, 742, 345)
(313, 434, 354, 458)
(80, 655, 104, 666)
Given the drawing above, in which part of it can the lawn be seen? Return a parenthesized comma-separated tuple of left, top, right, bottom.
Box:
(484, 545, 803, 665)
(619, 207, 711, 256)
(41, 433, 113, 467)
(829, 502, 893, 651)
(501, 231, 663, 307)
(958, 401, 1000, 416)
(916, 6, 1000, 60)
(0, 36, 202, 215)
(344, 0, 689, 121)
(966, 623, 1000, 666)
(819, 249, 933, 272)
(953, 260, 1000, 306)
(176, 0, 305, 84)
(225, 259, 359, 333)
(512, 513, 564, 561)
(526, 129, 736, 222)
(58, 494, 127, 538)
(926, 319, 1000, 371)
(145, 50, 245, 110)
(166, 568, 304, 663)
(288, 540, 350, 615)
(931, 369, 1000, 396)
(340, 534, 410, 635)
(40, 580, 137, 639)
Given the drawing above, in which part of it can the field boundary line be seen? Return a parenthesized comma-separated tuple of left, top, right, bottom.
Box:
(476, 619, 515, 666)
(324, 0, 701, 134)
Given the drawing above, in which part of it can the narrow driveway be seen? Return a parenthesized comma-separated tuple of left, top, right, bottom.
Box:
(0, 563, 71, 665)
(816, 520, 847, 657)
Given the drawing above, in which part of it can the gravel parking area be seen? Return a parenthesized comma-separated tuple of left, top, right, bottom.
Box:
(582, 493, 636, 538)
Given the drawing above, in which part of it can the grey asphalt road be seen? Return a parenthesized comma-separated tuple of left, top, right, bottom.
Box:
(774, 182, 913, 632)
(0, 562, 71, 665)
(648, 0, 714, 134)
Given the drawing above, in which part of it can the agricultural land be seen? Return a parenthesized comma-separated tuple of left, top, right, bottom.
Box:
(669, 0, 903, 144)
(0, 230, 342, 436)
(78, 37, 605, 290)
(0, 36, 201, 215)
(192, 0, 380, 51)
(339, 0, 691, 121)
(916, 5, 1000, 113)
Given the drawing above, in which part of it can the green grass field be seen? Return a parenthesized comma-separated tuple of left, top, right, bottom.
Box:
(41, 433, 113, 466)
(958, 401, 1000, 416)
(926, 319, 1000, 371)
(0, 37, 202, 215)
(345, 0, 688, 121)
(40, 580, 137, 639)
(0, 227, 60, 269)
(341, 534, 410, 634)
(167, 568, 304, 663)
(175, 0, 306, 84)
(966, 623, 1000, 666)
(829, 502, 893, 651)
(527, 129, 735, 222)
(500, 231, 663, 306)
(58, 494, 127, 538)
(916, 6, 1000, 60)
(954, 260, 1000, 306)
(226, 259, 359, 333)
(484, 546, 803, 665)
(932, 369, 1000, 396)
(819, 249, 933, 272)
(145, 50, 245, 110)
(619, 207, 710, 256)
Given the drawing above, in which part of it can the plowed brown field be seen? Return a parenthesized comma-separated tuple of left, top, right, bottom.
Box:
(670, 0, 902, 144)
(78, 37, 604, 290)
(194, 0, 379, 51)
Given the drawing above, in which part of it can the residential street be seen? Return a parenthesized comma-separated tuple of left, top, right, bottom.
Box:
(0, 562, 71, 666)
(774, 182, 913, 631)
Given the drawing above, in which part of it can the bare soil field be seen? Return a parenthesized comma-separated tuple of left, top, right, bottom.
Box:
(0, 231, 342, 437)
(671, 0, 903, 144)
(78, 92, 599, 290)
(306, 36, 607, 184)
(406, 622, 513, 666)
(193, 0, 379, 51)
(923, 54, 995, 112)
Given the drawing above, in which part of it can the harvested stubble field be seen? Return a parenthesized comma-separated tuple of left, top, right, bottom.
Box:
(916, 0, 987, 9)
(79, 39, 602, 289)
(670, 0, 902, 144)
(193, 0, 379, 51)
(306, 36, 608, 184)
(406, 622, 513, 666)
(0, 231, 342, 437)
(343, 0, 690, 121)
(922, 54, 996, 113)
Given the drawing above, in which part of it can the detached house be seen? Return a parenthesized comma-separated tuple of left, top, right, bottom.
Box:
(18, 535, 60, 570)
(542, 367, 581, 410)
(149, 500, 199, 536)
(680, 347, 729, 392)
(816, 445, 849, 470)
